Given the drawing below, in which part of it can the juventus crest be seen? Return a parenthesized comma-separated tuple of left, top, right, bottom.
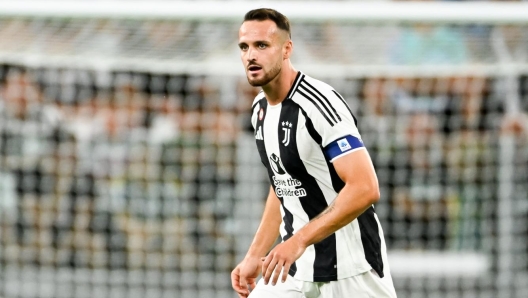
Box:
(281, 121, 292, 146)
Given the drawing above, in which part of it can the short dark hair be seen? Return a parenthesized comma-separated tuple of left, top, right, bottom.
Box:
(243, 8, 291, 38)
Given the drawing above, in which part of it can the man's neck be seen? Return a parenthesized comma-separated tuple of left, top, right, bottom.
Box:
(262, 66, 298, 106)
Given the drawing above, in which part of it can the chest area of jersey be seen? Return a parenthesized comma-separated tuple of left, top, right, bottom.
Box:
(255, 103, 318, 172)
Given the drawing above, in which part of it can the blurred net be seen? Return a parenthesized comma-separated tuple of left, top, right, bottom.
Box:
(0, 7, 528, 298)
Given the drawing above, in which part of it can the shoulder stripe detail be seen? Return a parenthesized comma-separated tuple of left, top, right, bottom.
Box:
(298, 84, 338, 125)
(301, 80, 342, 122)
(285, 72, 304, 100)
(297, 88, 335, 127)
(332, 90, 358, 126)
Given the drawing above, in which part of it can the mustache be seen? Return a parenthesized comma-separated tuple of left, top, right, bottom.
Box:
(247, 62, 262, 69)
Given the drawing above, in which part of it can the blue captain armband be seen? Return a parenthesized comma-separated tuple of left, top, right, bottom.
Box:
(324, 135, 364, 162)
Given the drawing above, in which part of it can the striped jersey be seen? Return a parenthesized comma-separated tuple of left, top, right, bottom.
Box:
(251, 71, 387, 282)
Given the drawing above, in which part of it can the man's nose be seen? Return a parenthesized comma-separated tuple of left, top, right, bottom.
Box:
(247, 48, 257, 62)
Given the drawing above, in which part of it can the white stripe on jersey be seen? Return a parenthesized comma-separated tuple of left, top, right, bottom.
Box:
(335, 221, 372, 278)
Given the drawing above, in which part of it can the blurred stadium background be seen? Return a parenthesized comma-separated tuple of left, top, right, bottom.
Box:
(0, 1, 527, 297)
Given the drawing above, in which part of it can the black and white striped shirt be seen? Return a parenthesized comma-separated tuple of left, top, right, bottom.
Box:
(251, 71, 387, 282)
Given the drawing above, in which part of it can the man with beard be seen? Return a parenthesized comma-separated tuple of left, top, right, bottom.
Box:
(231, 8, 397, 298)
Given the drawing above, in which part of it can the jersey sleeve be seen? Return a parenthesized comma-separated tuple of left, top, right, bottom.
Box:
(305, 87, 364, 163)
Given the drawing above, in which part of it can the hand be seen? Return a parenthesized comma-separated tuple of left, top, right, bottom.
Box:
(231, 256, 262, 298)
(262, 235, 306, 286)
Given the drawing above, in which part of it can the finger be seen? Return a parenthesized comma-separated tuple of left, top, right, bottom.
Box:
(262, 255, 271, 275)
(233, 282, 248, 296)
(231, 269, 240, 290)
(281, 263, 291, 283)
(248, 277, 257, 291)
(262, 256, 276, 285)
(239, 275, 249, 296)
(261, 255, 271, 282)
(231, 269, 249, 296)
(271, 260, 284, 285)
(235, 286, 248, 297)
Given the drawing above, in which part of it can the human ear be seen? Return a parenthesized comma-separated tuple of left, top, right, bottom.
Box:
(283, 40, 293, 60)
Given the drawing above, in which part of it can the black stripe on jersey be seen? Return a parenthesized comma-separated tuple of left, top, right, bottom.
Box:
(254, 97, 298, 274)
(332, 90, 359, 127)
(327, 160, 345, 194)
(301, 79, 342, 122)
(255, 98, 268, 166)
(299, 108, 322, 145)
(357, 206, 384, 278)
(279, 99, 337, 282)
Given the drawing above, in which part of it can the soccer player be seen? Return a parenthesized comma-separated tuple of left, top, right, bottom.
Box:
(231, 8, 397, 298)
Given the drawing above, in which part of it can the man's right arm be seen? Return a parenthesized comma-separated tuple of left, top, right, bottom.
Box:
(231, 186, 282, 297)
(246, 185, 282, 258)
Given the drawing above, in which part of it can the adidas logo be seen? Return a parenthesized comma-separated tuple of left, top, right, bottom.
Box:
(255, 126, 263, 140)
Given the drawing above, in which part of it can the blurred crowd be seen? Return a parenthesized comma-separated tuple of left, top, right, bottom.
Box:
(0, 65, 258, 274)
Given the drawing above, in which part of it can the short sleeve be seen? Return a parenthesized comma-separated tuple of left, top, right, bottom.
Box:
(299, 83, 364, 162)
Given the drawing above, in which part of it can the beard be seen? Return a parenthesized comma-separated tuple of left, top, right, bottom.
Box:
(247, 62, 281, 87)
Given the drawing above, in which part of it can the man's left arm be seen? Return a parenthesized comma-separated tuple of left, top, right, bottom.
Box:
(261, 148, 380, 285)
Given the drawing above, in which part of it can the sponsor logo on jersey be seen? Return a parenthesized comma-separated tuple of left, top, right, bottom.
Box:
(338, 138, 352, 152)
(273, 177, 307, 198)
(255, 126, 263, 140)
(269, 153, 306, 198)
(269, 153, 286, 174)
(281, 121, 292, 146)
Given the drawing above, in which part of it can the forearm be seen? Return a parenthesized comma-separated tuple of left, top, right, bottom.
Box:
(294, 182, 378, 247)
(246, 186, 282, 258)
